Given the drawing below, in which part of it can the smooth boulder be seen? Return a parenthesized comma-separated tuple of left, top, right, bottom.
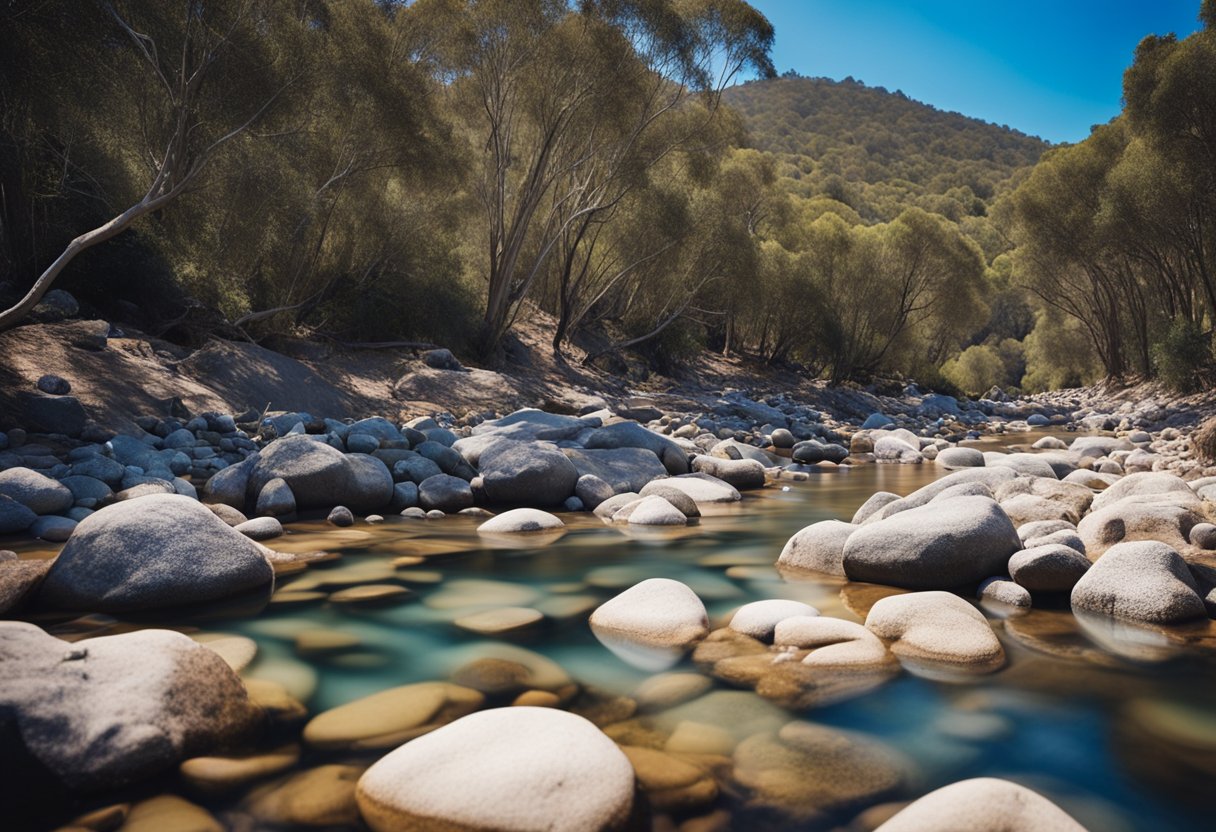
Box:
(865, 591, 1005, 671)
(479, 442, 579, 507)
(874, 777, 1088, 832)
(356, 708, 635, 832)
(843, 496, 1021, 589)
(0, 622, 259, 791)
(38, 494, 274, 612)
(1070, 540, 1205, 625)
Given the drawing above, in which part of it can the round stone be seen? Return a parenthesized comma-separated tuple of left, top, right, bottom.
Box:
(355, 708, 635, 832)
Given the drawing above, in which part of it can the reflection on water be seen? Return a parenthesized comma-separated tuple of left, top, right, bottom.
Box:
(19, 440, 1216, 830)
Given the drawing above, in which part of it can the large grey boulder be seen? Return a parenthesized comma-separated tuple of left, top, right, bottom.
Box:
(471, 409, 598, 441)
(994, 477, 1093, 523)
(247, 435, 390, 513)
(247, 435, 351, 509)
(417, 474, 473, 512)
(479, 442, 578, 507)
(203, 453, 258, 509)
(0, 622, 260, 791)
(38, 494, 274, 612)
(1070, 540, 1206, 624)
(649, 472, 741, 504)
(344, 453, 395, 512)
(564, 447, 667, 493)
(584, 422, 689, 475)
(0, 467, 73, 515)
(777, 520, 855, 576)
(843, 496, 1021, 589)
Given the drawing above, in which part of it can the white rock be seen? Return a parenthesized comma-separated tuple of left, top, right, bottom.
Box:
(356, 708, 635, 832)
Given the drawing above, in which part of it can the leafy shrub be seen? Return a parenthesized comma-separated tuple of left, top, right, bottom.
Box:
(941, 344, 1005, 395)
(1151, 319, 1211, 393)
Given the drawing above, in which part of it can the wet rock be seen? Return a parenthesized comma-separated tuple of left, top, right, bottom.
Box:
(328, 584, 413, 607)
(418, 473, 474, 512)
(0, 467, 74, 515)
(733, 722, 906, 821)
(1009, 544, 1091, 592)
(622, 745, 718, 812)
(454, 607, 545, 635)
(865, 591, 1005, 672)
(773, 616, 892, 668)
(179, 744, 300, 795)
(356, 708, 635, 832)
(873, 777, 1087, 831)
(303, 681, 484, 751)
(729, 599, 819, 641)
(245, 764, 363, 828)
(478, 508, 564, 533)
(632, 672, 714, 711)
(843, 496, 1021, 589)
(1070, 540, 1205, 625)
(777, 520, 855, 576)
(0, 622, 259, 791)
(38, 494, 273, 613)
(119, 795, 222, 832)
(590, 578, 709, 670)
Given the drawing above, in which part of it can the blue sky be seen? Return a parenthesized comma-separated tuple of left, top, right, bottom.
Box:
(745, 1, 1203, 143)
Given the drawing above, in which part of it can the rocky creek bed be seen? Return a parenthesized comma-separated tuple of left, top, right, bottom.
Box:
(2, 390, 1216, 831)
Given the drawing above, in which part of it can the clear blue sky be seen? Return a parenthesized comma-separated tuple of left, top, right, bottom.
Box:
(745, 0, 1203, 143)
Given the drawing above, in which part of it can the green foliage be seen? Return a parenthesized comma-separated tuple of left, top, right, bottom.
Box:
(723, 76, 1049, 224)
(941, 345, 1005, 396)
(1151, 319, 1212, 393)
(1019, 311, 1102, 392)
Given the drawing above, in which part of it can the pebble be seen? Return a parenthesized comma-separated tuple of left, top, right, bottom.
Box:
(328, 584, 414, 607)
(453, 606, 545, 635)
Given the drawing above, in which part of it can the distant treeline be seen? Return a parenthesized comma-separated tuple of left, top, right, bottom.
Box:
(2, 0, 1213, 393)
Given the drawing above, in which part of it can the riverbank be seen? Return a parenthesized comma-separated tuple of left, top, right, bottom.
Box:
(4, 312, 1216, 831)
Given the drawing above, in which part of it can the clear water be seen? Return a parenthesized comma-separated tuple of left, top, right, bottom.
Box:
(17, 437, 1216, 830)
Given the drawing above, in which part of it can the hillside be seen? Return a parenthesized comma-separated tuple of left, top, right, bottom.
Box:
(724, 75, 1053, 223)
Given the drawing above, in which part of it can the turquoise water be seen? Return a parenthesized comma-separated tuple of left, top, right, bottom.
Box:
(20, 445, 1216, 830)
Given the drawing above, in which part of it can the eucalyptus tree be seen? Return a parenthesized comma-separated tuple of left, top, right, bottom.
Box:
(0, 0, 300, 331)
(414, 0, 774, 359)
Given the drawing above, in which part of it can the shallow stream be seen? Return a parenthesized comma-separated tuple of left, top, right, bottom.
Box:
(14, 433, 1216, 831)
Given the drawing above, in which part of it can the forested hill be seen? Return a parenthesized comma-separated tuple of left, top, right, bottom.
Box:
(723, 75, 1053, 223)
